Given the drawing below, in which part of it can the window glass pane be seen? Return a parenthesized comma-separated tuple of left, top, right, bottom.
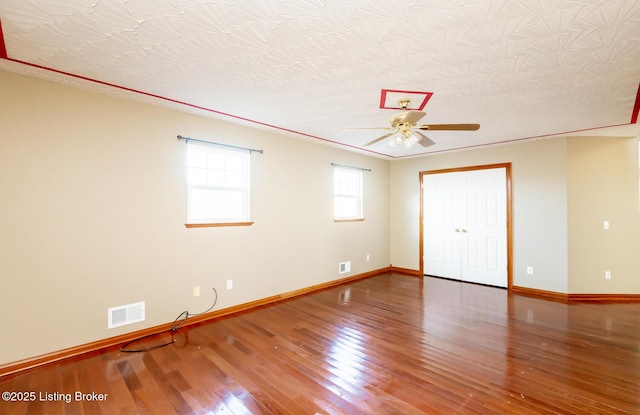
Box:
(189, 188, 244, 221)
(225, 155, 243, 172)
(207, 170, 225, 186)
(187, 142, 250, 223)
(334, 196, 358, 218)
(333, 166, 363, 219)
(339, 181, 357, 195)
(188, 167, 207, 185)
(225, 170, 243, 187)
(207, 153, 225, 170)
(188, 149, 207, 168)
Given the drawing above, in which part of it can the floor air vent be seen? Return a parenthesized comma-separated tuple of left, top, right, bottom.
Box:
(108, 301, 145, 329)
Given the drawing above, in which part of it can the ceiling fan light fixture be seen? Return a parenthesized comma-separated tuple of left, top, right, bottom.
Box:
(404, 132, 421, 147)
(388, 131, 405, 147)
(388, 129, 422, 147)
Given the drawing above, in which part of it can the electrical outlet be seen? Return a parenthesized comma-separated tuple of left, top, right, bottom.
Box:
(605, 271, 611, 280)
(366, 254, 370, 262)
(603, 220, 609, 230)
(526, 266, 533, 275)
(226, 279, 233, 290)
(193, 286, 200, 297)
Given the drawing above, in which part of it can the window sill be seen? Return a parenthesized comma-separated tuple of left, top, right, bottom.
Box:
(334, 219, 365, 223)
(185, 222, 254, 228)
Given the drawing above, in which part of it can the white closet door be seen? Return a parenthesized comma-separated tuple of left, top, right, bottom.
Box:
(459, 168, 507, 287)
(424, 167, 507, 288)
(423, 171, 465, 280)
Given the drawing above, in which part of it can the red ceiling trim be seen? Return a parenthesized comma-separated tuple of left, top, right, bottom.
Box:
(631, 82, 640, 124)
(0, 57, 392, 158)
(380, 89, 433, 111)
(391, 122, 636, 159)
(0, 19, 8, 59)
(0, 31, 636, 159)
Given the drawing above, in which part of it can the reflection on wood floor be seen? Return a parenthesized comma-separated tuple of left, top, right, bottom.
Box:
(2, 273, 640, 414)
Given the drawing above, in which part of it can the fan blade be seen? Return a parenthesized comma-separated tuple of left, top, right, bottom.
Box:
(417, 123, 480, 131)
(404, 110, 426, 125)
(415, 131, 435, 147)
(363, 132, 394, 146)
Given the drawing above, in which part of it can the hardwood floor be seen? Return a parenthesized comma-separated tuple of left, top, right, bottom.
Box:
(2, 273, 640, 414)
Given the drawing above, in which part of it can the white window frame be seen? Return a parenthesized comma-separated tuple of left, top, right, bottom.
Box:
(186, 142, 251, 225)
(333, 165, 364, 221)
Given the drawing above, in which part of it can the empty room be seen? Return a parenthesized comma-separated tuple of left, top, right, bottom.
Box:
(1, 1, 640, 414)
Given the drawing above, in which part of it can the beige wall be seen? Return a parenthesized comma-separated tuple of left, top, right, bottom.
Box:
(567, 137, 640, 293)
(390, 136, 640, 295)
(0, 71, 390, 364)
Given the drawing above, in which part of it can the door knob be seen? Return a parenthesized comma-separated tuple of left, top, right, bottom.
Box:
(455, 228, 460, 232)
(462, 229, 468, 233)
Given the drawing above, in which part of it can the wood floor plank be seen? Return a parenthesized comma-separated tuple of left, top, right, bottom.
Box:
(3, 273, 640, 414)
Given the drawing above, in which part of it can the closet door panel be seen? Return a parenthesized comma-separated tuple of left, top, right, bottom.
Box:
(460, 168, 507, 287)
(424, 171, 462, 279)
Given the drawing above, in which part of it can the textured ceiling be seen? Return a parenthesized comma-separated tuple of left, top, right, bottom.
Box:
(0, 0, 639, 159)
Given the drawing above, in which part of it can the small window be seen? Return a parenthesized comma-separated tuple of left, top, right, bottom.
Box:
(187, 142, 250, 224)
(334, 166, 363, 220)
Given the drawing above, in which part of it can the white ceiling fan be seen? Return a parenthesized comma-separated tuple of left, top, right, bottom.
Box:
(360, 99, 480, 148)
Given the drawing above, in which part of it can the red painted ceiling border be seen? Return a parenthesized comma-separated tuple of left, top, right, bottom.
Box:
(0, 56, 392, 158)
(0, 19, 8, 59)
(393, 121, 637, 159)
(3, 58, 637, 160)
(0, 15, 388, 157)
(631, 82, 640, 124)
(0, 16, 636, 159)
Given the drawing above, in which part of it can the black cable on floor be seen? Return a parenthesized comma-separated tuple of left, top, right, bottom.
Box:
(119, 287, 218, 353)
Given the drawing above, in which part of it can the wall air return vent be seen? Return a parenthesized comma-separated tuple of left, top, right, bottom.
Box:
(107, 301, 145, 329)
(339, 261, 351, 274)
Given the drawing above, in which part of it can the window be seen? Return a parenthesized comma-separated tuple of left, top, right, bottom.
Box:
(333, 166, 363, 220)
(187, 142, 250, 225)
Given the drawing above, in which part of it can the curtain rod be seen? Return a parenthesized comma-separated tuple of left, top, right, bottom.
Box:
(331, 163, 371, 172)
(177, 135, 263, 154)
